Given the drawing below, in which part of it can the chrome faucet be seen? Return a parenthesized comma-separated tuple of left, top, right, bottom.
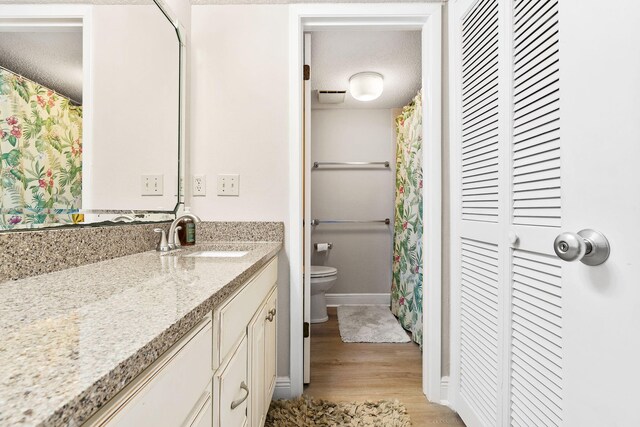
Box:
(154, 228, 170, 252)
(168, 212, 201, 249)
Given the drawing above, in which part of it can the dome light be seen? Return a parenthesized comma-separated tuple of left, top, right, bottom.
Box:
(349, 72, 384, 101)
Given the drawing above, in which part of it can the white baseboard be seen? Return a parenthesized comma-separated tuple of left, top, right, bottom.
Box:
(440, 376, 450, 406)
(272, 376, 291, 400)
(325, 293, 391, 307)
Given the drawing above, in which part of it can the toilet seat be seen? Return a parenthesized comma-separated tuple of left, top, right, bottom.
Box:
(310, 265, 337, 278)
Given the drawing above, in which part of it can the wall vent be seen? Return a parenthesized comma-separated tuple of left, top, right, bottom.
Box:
(317, 90, 346, 104)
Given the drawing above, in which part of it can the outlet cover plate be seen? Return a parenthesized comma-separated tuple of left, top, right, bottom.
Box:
(193, 175, 206, 196)
(217, 174, 239, 196)
(141, 175, 163, 196)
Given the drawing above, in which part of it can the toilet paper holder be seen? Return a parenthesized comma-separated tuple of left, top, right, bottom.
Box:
(314, 242, 333, 250)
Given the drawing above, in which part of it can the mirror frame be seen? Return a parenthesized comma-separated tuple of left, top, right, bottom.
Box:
(0, 0, 186, 232)
(153, 0, 186, 214)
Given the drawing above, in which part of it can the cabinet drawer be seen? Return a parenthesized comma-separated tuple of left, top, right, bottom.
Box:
(215, 335, 248, 427)
(89, 318, 213, 427)
(217, 258, 277, 364)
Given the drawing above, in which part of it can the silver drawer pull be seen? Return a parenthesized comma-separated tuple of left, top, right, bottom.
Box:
(230, 381, 249, 410)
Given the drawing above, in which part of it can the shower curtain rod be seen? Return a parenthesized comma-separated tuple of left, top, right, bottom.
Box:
(313, 161, 390, 168)
(311, 218, 391, 226)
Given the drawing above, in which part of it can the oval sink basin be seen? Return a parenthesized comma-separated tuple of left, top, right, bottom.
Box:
(184, 250, 249, 258)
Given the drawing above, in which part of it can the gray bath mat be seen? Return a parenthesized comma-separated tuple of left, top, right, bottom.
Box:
(337, 305, 410, 343)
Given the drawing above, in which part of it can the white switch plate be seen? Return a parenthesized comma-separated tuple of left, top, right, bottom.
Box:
(193, 175, 206, 196)
(141, 175, 163, 196)
(217, 174, 239, 196)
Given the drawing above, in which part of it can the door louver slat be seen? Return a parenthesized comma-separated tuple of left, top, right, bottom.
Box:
(460, 236, 498, 426)
(511, 248, 563, 426)
(512, 0, 561, 226)
(462, 0, 500, 224)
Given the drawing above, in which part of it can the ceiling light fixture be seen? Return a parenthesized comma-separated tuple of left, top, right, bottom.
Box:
(349, 72, 384, 101)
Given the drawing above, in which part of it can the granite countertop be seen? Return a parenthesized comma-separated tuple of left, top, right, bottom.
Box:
(0, 241, 282, 427)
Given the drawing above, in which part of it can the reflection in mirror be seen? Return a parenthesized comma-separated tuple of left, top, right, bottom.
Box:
(0, 0, 181, 230)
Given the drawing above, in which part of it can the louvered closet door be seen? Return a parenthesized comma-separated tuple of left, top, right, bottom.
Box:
(452, 1, 640, 426)
(452, 0, 566, 425)
(509, 1, 564, 426)
(451, 0, 504, 425)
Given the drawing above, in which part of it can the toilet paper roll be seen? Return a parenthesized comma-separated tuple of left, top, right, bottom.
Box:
(316, 243, 329, 252)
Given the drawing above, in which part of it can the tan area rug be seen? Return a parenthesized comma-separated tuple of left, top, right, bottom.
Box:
(266, 395, 411, 426)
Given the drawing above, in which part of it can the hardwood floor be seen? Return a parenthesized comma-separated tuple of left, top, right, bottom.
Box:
(304, 307, 465, 426)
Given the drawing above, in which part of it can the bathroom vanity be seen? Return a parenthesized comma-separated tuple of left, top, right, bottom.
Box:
(0, 1, 280, 424)
(0, 240, 281, 427)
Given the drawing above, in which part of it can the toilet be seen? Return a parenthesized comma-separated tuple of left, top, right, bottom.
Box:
(310, 265, 338, 323)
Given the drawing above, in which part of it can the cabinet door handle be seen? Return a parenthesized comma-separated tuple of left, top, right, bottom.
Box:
(269, 308, 277, 316)
(266, 313, 274, 322)
(230, 381, 249, 410)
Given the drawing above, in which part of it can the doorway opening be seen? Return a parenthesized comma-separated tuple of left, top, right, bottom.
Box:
(302, 29, 430, 417)
(287, 2, 445, 414)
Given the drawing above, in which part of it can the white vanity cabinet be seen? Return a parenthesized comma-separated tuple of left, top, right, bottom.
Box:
(86, 316, 214, 427)
(84, 255, 278, 427)
(213, 257, 278, 427)
(248, 288, 277, 427)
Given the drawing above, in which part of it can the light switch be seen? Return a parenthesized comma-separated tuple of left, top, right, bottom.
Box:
(193, 175, 206, 196)
(217, 174, 239, 196)
(141, 175, 163, 196)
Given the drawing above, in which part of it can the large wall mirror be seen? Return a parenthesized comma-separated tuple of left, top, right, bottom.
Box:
(0, 0, 183, 230)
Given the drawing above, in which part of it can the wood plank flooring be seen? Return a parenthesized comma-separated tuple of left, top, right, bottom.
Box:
(304, 307, 465, 426)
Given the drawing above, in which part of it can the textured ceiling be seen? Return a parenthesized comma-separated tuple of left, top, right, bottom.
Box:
(0, 1, 151, 4)
(193, 0, 443, 4)
(0, 31, 83, 103)
(310, 30, 421, 110)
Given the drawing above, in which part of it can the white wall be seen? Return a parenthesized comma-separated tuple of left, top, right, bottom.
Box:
(88, 5, 179, 211)
(188, 1, 451, 386)
(189, 4, 291, 375)
(310, 108, 395, 296)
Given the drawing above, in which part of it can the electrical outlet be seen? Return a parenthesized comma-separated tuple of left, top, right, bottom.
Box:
(141, 175, 163, 196)
(217, 174, 239, 196)
(193, 175, 206, 196)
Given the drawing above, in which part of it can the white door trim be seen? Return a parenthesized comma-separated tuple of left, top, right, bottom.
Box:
(288, 2, 443, 402)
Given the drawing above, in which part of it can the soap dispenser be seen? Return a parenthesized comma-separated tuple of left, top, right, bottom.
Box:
(177, 207, 196, 246)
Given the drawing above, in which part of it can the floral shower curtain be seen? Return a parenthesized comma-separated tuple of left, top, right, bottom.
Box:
(0, 67, 82, 228)
(391, 90, 423, 347)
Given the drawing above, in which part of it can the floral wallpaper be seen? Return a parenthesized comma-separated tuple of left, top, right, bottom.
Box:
(391, 90, 423, 347)
(0, 67, 82, 229)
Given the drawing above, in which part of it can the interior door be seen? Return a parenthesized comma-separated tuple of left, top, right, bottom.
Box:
(450, 0, 640, 426)
(560, 1, 640, 425)
(450, 0, 504, 424)
(303, 32, 312, 384)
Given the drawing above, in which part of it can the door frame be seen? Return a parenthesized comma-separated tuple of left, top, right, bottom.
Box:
(288, 3, 444, 402)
